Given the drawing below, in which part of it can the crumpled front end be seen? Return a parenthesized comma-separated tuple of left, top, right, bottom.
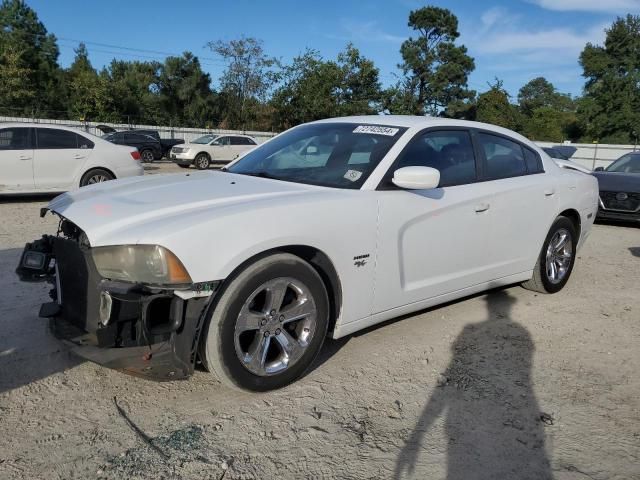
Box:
(16, 217, 219, 381)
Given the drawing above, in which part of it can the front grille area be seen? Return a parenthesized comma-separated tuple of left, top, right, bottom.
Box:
(600, 191, 640, 212)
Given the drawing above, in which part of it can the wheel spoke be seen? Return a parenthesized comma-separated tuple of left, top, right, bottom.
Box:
(246, 335, 271, 375)
(274, 329, 303, 364)
(236, 308, 264, 333)
(280, 297, 315, 324)
(553, 232, 568, 251)
(265, 279, 289, 313)
(548, 258, 557, 280)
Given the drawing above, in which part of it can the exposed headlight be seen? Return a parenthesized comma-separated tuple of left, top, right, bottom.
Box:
(92, 245, 192, 286)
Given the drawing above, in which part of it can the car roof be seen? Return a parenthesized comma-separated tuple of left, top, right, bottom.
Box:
(0, 122, 90, 134)
(309, 115, 535, 146)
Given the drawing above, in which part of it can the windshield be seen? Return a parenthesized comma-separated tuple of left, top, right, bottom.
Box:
(227, 123, 407, 189)
(192, 134, 218, 144)
(606, 154, 640, 173)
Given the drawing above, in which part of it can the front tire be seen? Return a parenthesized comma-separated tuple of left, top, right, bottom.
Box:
(200, 253, 329, 391)
(194, 153, 211, 170)
(522, 216, 577, 293)
(80, 168, 115, 187)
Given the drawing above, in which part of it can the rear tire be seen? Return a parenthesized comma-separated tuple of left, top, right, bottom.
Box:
(200, 253, 329, 391)
(194, 153, 211, 170)
(140, 149, 155, 163)
(80, 168, 115, 187)
(522, 216, 577, 293)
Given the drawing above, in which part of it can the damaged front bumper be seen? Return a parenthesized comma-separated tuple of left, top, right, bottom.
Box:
(16, 231, 219, 381)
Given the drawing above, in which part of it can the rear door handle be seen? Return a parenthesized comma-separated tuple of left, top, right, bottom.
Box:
(19, 154, 32, 161)
(544, 189, 555, 196)
(475, 203, 490, 213)
(74, 154, 86, 159)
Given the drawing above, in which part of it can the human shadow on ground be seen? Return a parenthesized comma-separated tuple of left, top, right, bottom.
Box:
(395, 290, 553, 480)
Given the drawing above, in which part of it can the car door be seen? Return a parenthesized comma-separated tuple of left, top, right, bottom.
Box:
(473, 131, 557, 278)
(229, 136, 253, 159)
(0, 127, 35, 192)
(373, 128, 496, 313)
(33, 128, 92, 190)
(209, 136, 232, 161)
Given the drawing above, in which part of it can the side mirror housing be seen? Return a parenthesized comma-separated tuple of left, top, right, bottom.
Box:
(392, 166, 441, 190)
(594, 166, 604, 171)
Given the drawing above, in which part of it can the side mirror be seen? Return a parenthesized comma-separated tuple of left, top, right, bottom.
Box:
(392, 166, 440, 190)
(594, 166, 604, 171)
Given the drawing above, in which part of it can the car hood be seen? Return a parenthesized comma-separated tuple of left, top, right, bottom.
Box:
(48, 171, 324, 246)
(591, 171, 640, 192)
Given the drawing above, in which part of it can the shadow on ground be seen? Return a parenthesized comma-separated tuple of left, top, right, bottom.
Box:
(395, 290, 553, 480)
(629, 247, 640, 257)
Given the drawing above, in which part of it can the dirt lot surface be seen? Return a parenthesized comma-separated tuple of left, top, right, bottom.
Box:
(1, 163, 639, 480)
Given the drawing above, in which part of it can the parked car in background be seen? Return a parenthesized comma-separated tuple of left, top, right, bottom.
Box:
(132, 129, 184, 157)
(0, 123, 143, 194)
(102, 131, 163, 163)
(593, 153, 640, 223)
(170, 134, 257, 169)
(542, 147, 591, 173)
(17, 116, 598, 392)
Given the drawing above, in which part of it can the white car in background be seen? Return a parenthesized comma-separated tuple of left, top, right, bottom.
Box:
(18, 116, 598, 392)
(170, 134, 258, 170)
(0, 123, 143, 194)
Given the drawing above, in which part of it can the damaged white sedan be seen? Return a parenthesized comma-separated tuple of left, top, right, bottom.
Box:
(16, 116, 598, 391)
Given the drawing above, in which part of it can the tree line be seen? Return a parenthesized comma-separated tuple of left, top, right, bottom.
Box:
(1, 0, 639, 143)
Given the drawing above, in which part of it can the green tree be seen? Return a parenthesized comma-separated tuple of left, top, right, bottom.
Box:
(517, 77, 573, 116)
(207, 37, 278, 129)
(155, 52, 219, 128)
(66, 43, 110, 121)
(0, 0, 64, 115)
(0, 45, 34, 109)
(579, 15, 640, 143)
(387, 6, 475, 116)
(475, 79, 520, 131)
(270, 45, 382, 129)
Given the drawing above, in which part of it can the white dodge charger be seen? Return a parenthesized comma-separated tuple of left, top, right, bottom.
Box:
(17, 116, 598, 391)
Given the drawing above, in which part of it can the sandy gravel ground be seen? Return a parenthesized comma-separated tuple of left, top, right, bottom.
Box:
(0, 163, 638, 480)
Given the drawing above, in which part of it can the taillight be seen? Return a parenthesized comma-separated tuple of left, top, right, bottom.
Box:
(130, 151, 141, 161)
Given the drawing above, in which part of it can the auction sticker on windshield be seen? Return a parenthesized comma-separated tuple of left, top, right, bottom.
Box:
(353, 125, 400, 136)
(344, 169, 363, 182)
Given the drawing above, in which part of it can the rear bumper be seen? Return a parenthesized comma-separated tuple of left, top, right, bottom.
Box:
(16, 234, 217, 381)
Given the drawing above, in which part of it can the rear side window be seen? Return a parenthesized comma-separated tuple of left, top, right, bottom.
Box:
(36, 129, 79, 149)
(394, 130, 477, 187)
(524, 148, 543, 173)
(77, 134, 94, 149)
(232, 136, 256, 146)
(0, 128, 31, 150)
(477, 133, 527, 180)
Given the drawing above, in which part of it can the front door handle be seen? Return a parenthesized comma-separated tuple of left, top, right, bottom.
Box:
(74, 154, 86, 159)
(544, 188, 556, 196)
(19, 154, 32, 161)
(475, 203, 490, 213)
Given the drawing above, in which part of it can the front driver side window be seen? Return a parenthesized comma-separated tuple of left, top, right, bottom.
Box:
(394, 130, 477, 187)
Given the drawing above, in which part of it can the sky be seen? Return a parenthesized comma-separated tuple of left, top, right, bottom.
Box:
(27, 0, 640, 98)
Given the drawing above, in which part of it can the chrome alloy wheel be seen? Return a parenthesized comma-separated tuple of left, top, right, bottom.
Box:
(545, 228, 573, 284)
(141, 149, 154, 162)
(86, 174, 109, 184)
(234, 277, 317, 376)
(195, 154, 209, 169)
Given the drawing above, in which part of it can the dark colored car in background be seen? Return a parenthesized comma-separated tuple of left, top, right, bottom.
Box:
(593, 153, 640, 223)
(102, 131, 163, 163)
(134, 130, 184, 157)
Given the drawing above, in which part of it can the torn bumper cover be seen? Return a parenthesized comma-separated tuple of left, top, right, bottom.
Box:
(16, 233, 219, 381)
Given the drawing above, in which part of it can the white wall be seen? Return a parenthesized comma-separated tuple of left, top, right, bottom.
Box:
(0, 116, 277, 144)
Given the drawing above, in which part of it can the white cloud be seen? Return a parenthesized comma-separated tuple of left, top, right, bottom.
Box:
(476, 23, 607, 55)
(328, 19, 405, 45)
(530, 0, 640, 13)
